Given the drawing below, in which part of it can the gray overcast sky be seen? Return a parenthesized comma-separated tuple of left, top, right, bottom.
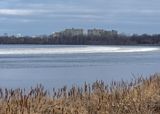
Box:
(0, 0, 160, 35)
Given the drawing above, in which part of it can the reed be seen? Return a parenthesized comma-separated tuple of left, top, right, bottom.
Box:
(0, 74, 160, 114)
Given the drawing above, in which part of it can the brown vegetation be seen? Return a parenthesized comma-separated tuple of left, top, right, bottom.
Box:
(0, 74, 160, 114)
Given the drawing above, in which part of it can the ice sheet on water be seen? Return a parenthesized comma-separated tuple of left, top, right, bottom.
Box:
(0, 46, 159, 55)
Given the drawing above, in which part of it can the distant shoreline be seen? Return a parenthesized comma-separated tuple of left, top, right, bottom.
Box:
(1, 29, 160, 45)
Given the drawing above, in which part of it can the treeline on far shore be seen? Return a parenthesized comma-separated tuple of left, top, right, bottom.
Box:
(0, 33, 160, 45)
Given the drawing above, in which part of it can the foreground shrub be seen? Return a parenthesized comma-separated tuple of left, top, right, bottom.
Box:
(0, 74, 160, 114)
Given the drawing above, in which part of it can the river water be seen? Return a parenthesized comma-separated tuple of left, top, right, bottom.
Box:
(0, 45, 159, 89)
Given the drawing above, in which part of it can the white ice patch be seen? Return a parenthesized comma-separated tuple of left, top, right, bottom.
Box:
(0, 46, 159, 55)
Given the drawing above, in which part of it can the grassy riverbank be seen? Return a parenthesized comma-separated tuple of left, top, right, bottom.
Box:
(0, 74, 160, 114)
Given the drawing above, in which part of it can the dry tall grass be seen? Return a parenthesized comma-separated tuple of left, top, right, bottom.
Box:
(0, 74, 160, 114)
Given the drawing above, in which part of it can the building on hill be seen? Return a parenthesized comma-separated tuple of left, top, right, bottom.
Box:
(88, 29, 118, 37)
(62, 28, 84, 37)
(88, 29, 104, 36)
(53, 32, 61, 37)
(111, 30, 118, 36)
(52, 28, 118, 38)
(53, 28, 84, 37)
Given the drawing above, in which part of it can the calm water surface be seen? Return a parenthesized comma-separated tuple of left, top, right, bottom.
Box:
(0, 45, 160, 89)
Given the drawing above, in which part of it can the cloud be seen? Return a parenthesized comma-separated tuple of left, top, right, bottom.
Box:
(0, 0, 160, 35)
(0, 9, 34, 16)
